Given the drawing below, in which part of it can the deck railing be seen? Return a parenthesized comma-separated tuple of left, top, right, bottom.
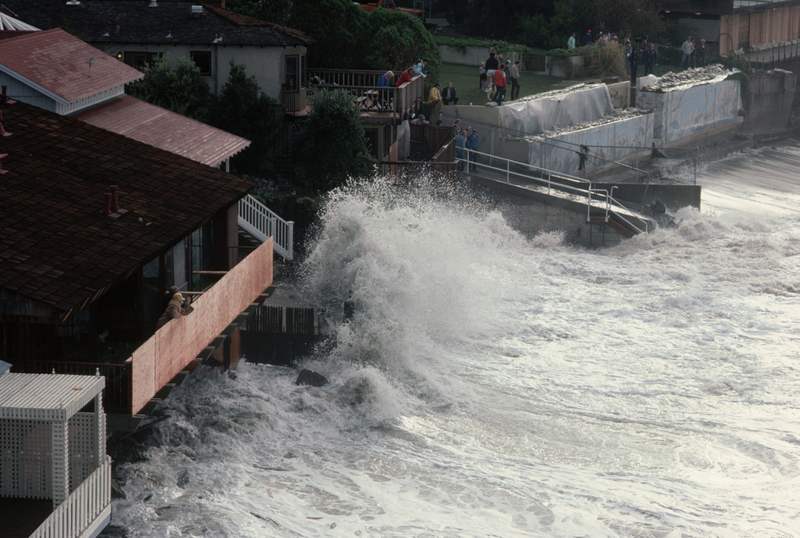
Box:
(30, 456, 111, 538)
(238, 195, 294, 260)
(307, 69, 423, 120)
(459, 148, 651, 234)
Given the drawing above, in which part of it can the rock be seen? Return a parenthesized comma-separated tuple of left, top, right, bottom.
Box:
(296, 369, 328, 387)
(111, 480, 127, 499)
(177, 469, 190, 488)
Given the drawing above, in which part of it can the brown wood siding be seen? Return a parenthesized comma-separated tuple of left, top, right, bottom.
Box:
(738, 13, 750, 50)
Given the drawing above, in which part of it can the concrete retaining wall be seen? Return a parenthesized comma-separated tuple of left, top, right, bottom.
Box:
(545, 55, 586, 79)
(470, 176, 625, 247)
(591, 183, 702, 211)
(607, 81, 630, 109)
(438, 45, 521, 68)
(745, 71, 797, 131)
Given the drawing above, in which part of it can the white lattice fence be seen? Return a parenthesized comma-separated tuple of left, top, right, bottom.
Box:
(0, 419, 52, 498)
(68, 413, 100, 489)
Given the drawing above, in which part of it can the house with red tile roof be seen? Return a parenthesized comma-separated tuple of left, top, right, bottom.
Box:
(0, 27, 251, 168)
(1, 0, 314, 112)
(0, 98, 273, 430)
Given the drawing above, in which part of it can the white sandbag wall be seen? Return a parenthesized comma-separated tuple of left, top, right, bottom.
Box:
(636, 77, 740, 144)
(528, 113, 654, 176)
(496, 83, 615, 135)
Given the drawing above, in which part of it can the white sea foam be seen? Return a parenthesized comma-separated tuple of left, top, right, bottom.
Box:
(109, 145, 800, 537)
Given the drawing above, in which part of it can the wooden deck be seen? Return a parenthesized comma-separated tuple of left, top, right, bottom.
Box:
(0, 496, 52, 538)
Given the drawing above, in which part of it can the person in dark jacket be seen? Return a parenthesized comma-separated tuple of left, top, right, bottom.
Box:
(642, 43, 658, 75)
(442, 82, 459, 105)
(484, 52, 499, 93)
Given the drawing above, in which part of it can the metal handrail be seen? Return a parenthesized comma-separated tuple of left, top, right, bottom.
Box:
(238, 195, 294, 260)
(458, 149, 650, 234)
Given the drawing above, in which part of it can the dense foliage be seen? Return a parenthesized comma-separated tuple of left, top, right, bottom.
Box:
(207, 61, 283, 175)
(227, 0, 441, 74)
(126, 56, 209, 119)
(293, 89, 377, 193)
(439, 0, 664, 50)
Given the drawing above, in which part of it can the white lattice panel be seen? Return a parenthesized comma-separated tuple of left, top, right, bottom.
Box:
(69, 413, 98, 490)
(0, 419, 52, 498)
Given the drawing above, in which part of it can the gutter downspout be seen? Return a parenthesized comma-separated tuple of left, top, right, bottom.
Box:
(214, 45, 219, 95)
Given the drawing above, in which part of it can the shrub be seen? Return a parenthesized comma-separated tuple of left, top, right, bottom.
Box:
(584, 42, 627, 79)
(294, 89, 377, 194)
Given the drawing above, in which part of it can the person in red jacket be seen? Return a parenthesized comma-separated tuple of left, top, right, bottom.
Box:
(395, 67, 414, 87)
(492, 65, 507, 105)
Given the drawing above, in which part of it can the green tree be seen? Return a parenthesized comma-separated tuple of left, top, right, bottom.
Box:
(363, 8, 441, 77)
(288, 0, 370, 69)
(207, 61, 283, 175)
(294, 89, 377, 193)
(225, 0, 294, 25)
(127, 55, 209, 119)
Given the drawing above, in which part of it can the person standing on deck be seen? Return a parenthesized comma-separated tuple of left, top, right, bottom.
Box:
(508, 60, 521, 100)
(492, 65, 507, 105)
(568, 33, 576, 49)
(485, 52, 499, 93)
(466, 128, 479, 172)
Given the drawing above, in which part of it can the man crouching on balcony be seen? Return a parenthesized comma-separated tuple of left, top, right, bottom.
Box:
(156, 292, 194, 330)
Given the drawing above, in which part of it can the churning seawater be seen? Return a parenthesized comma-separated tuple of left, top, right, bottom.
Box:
(109, 142, 800, 537)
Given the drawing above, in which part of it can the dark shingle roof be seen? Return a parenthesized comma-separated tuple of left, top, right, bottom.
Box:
(0, 0, 313, 47)
(0, 100, 254, 315)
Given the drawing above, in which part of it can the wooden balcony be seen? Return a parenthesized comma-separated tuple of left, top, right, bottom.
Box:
(9, 239, 273, 417)
(307, 69, 424, 122)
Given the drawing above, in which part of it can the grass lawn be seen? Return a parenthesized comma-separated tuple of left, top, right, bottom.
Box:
(437, 62, 565, 104)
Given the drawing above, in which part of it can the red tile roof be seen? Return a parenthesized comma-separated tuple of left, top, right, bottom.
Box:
(0, 28, 142, 103)
(74, 96, 250, 167)
(0, 100, 253, 316)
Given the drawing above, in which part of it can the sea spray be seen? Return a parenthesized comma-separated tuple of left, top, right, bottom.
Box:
(107, 154, 800, 537)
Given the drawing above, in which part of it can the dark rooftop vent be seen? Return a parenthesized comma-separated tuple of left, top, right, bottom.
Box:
(1, 86, 17, 105)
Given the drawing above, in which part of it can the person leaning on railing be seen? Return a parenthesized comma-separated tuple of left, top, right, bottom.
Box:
(156, 293, 194, 330)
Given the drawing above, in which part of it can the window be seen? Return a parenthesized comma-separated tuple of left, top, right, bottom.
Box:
(285, 55, 298, 92)
(284, 53, 307, 92)
(190, 51, 212, 76)
(123, 51, 161, 69)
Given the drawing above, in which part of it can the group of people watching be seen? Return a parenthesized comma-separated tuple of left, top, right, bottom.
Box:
(625, 38, 659, 78)
(569, 30, 622, 49)
(680, 36, 708, 69)
(479, 50, 521, 106)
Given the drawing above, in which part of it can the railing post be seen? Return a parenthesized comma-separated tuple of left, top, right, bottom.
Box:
(287, 222, 294, 259)
(506, 158, 510, 184)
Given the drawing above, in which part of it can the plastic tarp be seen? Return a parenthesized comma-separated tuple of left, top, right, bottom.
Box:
(636, 76, 740, 144)
(495, 84, 615, 136)
(528, 113, 654, 176)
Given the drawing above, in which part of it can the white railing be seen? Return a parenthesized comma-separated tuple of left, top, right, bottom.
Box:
(589, 187, 648, 234)
(457, 149, 650, 235)
(31, 456, 111, 538)
(238, 195, 294, 260)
